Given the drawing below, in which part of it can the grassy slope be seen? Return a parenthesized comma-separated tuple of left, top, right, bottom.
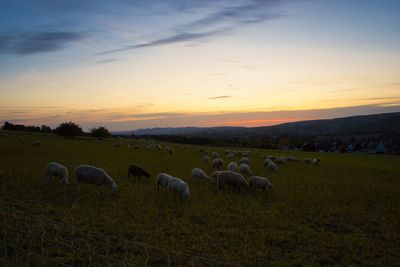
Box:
(0, 131, 399, 266)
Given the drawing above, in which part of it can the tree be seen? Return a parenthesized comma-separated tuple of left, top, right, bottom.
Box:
(90, 126, 111, 138)
(1, 121, 12, 130)
(55, 121, 84, 137)
(41, 125, 52, 133)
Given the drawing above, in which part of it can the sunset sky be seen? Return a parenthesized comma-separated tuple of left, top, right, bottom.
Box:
(1, 0, 400, 131)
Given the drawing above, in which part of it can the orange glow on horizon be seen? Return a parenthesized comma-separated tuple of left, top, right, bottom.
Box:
(203, 118, 316, 127)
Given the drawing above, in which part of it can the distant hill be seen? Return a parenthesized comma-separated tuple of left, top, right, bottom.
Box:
(113, 112, 400, 137)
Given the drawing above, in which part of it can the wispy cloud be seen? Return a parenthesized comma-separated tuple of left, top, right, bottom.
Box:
(0, 31, 85, 55)
(96, 58, 120, 64)
(16, 32, 84, 54)
(208, 95, 233, 100)
(97, 0, 283, 54)
(0, 35, 10, 49)
(97, 29, 228, 55)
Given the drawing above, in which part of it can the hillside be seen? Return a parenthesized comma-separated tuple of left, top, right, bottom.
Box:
(114, 112, 400, 137)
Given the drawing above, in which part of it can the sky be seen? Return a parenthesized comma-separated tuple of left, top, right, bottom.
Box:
(1, 0, 400, 131)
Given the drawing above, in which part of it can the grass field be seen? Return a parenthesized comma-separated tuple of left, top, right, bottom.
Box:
(1, 131, 400, 266)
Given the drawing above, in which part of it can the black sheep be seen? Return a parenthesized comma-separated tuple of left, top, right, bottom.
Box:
(128, 165, 150, 179)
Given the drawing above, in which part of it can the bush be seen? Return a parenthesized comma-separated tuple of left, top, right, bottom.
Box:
(55, 122, 84, 138)
(90, 126, 111, 138)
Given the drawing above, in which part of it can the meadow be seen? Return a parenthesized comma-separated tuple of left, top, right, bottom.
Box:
(0, 131, 399, 266)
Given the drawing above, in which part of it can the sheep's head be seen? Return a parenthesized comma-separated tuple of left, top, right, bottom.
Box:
(62, 178, 70, 186)
(180, 183, 190, 199)
(111, 182, 118, 192)
(210, 171, 220, 181)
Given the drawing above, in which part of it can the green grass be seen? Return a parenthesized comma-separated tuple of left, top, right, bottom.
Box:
(1, 131, 400, 266)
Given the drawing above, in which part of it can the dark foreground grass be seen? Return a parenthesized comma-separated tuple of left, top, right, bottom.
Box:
(0, 131, 399, 266)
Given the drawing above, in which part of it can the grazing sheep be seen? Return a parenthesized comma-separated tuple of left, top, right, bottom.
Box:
(263, 158, 273, 167)
(249, 176, 273, 192)
(156, 173, 173, 191)
(287, 155, 298, 162)
(75, 165, 117, 193)
(239, 163, 253, 176)
(275, 157, 286, 164)
(32, 140, 40, 146)
(212, 158, 223, 169)
(227, 153, 234, 159)
(128, 165, 150, 179)
(45, 162, 69, 186)
(203, 155, 210, 163)
(267, 161, 278, 171)
(165, 145, 174, 154)
(199, 147, 208, 153)
(304, 158, 313, 164)
(239, 157, 250, 165)
(217, 171, 249, 191)
(211, 152, 219, 159)
(191, 168, 209, 181)
(227, 162, 238, 172)
(312, 158, 320, 165)
(156, 144, 162, 150)
(167, 177, 190, 199)
(147, 143, 155, 149)
(210, 171, 221, 182)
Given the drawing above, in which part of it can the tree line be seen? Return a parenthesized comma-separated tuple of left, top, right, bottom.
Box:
(1, 121, 111, 138)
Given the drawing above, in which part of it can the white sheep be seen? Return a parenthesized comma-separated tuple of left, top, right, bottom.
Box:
(267, 161, 278, 171)
(212, 158, 223, 169)
(165, 146, 174, 154)
(45, 162, 69, 186)
(249, 176, 273, 192)
(203, 155, 210, 163)
(304, 158, 313, 164)
(263, 158, 273, 167)
(226, 153, 234, 159)
(168, 177, 190, 199)
(75, 165, 117, 193)
(210, 171, 221, 182)
(287, 155, 298, 162)
(275, 157, 286, 164)
(211, 151, 219, 159)
(32, 140, 40, 146)
(191, 168, 209, 181)
(216, 171, 249, 191)
(239, 163, 252, 176)
(239, 157, 250, 165)
(156, 173, 173, 191)
(241, 151, 250, 157)
(227, 162, 238, 172)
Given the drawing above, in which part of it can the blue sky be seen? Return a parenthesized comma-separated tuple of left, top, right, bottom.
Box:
(1, 0, 400, 130)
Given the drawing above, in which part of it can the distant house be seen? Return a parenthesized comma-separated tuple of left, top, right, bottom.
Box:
(346, 143, 353, 152)
(375, 141, 386, 154)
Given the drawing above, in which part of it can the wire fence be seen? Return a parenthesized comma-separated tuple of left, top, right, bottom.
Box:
(0, 205, 243, 267)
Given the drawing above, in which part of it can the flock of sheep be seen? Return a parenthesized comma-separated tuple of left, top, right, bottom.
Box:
(45, 144, 320, 200)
